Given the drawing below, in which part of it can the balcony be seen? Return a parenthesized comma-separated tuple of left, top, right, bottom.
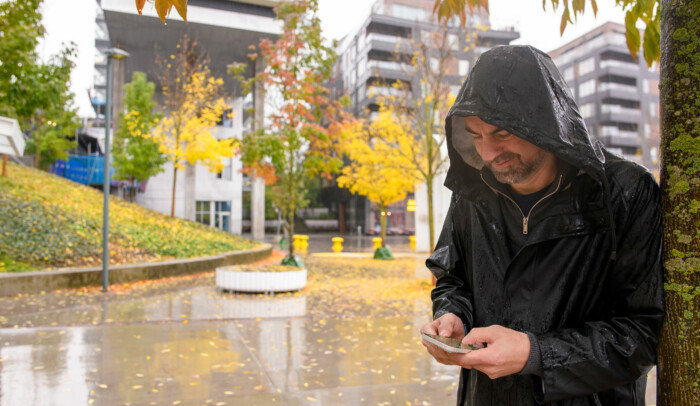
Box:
(600, 59, 639, 71)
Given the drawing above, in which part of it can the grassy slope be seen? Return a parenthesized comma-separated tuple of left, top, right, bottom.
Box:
(0, 162, 257, 272)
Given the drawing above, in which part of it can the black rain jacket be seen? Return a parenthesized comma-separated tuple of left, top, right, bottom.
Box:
(427, 45, 663, 405)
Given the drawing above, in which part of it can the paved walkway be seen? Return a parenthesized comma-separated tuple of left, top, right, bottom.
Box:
(0, 247, 657, 406)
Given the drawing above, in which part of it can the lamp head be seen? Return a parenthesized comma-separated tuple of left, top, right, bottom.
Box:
(106, 48, 130, 59)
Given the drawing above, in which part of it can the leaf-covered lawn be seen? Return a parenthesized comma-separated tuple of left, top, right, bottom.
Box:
(0, 163, 257, 272)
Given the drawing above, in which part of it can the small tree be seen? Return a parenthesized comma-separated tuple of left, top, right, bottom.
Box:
(0, 0, 79, 169)
(231, 0, 351, 265)
(375, 24, 463, 252)
(113, 72, 166, 202)
(337, 110, 416, 259)
(151, 36, 236, 217)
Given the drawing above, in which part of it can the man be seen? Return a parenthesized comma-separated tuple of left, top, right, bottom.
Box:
(420, 45, 663, 405)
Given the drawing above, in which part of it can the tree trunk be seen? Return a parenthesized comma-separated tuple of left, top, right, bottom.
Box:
(426, 175, 435, 252)
(34, 136, 40, 169)
(339, 202, 346, 234)
(170, 165, 177, 217)
(287, 211, 295, 258)
(380, 203, 387, 247)
(657, 1, 700, 405)
(130, 177, 135, 202)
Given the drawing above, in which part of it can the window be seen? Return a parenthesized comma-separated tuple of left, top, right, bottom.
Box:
(649, 102, 658, 118)
(196, 201, 232, 232)
(216, 108, 233, 127)
(196, 201, 211, 227)
(217, 161, 232, 180)
(577, 57, 595, 76)
(430, 57, 439, 73)
(392, 4, 426, 21)
(579, 103, 595, 119)
(448, 34, 459, 51)
(450, 85, 461, 98)
(578, 79, 596, 98)
(459, 60, 470, 76)
(563, 67, 574, 82)
(643, 79, 650, 93)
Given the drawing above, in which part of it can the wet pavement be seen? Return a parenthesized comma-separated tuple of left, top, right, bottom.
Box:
(0, 246, 657, 406)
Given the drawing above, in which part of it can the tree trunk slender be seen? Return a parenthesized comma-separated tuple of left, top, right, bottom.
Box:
(380, 203, 387, 247)
(171, 166, 177, 217)
(657, 1, 699, 404)
(288, 211, 295, 259)
(426, 175, 435, 252)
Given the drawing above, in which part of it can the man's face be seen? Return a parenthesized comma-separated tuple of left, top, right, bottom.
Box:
(464, 116, 555, 188)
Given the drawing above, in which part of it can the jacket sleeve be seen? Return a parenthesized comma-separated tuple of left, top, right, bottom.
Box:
(427, 194, 474, 331)
(535, 172, 664, 402)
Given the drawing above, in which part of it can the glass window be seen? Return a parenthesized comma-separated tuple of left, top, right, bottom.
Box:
(579, 103, 595, 118)
(430, 57, 439, 73)
(196, 201, 211, 226)
(563, 67, 574, 82)
(392, 4, 426, 21)
(459, 60, 470, 76)
(643, 79, 650, 93)
(649, 102, 658, 118)
(578, 57, 595, 76)
(578, 79, 596, 98)
(448, 34, 459, 51)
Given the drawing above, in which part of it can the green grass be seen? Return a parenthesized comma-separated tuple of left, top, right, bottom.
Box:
(0, 162, 258, 272)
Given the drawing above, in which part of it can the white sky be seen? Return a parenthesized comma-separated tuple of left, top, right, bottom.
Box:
(38, 0, 626, 118)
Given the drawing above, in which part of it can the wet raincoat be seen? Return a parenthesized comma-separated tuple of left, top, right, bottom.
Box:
(427, 45, 663, 405)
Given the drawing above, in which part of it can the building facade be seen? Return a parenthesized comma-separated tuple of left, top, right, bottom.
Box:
(95, 0, 280, 238)
(333, 0, 519, 250)
(549, 22, 661, 178)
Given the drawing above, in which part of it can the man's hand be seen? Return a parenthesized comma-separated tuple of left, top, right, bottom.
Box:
(420, 313, 466, 366)
(460, 325, 531, 379)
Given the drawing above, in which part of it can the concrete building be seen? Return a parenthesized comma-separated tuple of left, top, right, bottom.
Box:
(549, 22, 661, 178)
(97, 0, 281, 239)
(333, 0, 519, 251)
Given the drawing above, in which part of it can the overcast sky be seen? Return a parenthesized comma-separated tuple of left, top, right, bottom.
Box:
(39, 0, 626, 118)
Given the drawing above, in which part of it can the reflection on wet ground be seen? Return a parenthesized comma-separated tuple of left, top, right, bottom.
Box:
(0, 252, 657, 405)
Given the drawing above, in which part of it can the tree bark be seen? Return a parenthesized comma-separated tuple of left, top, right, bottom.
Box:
(380, 203, 387, 247)
(426, 175, 435, 252)
(170, 165, 177, 217)
(288, 211, 295, 258)
(658, 1, 700, 404)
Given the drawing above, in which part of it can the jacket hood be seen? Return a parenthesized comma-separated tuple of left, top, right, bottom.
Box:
(444, 45, 606, 193)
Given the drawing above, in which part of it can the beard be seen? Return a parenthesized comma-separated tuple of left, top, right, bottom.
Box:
(484, 150, 549, 185)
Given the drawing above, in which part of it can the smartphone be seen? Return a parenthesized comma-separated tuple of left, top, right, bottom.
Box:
(422, 333, 481, 354)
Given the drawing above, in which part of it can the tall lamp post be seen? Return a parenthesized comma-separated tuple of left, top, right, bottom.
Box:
(102, 48, 129, 292)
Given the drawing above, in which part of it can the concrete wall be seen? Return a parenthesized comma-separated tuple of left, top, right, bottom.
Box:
(414, 173, 451, 253)
(0, 244, 272, 297)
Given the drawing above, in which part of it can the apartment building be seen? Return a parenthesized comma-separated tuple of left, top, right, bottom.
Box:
(549, 22, 661, 178)
(97, 0, 281, 237)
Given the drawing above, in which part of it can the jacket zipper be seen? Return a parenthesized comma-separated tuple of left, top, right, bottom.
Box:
(481, 174, 564, 235)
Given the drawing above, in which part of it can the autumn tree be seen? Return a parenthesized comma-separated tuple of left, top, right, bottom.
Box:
(151, 36, 236, 218)
(0, 0, 80, 169)
(432, 0, 697, 403)
(113, 72, 166, 202)
(374, 22, 466, 252)
(230, 0, 351, 265)
(337, 110, 416, 259)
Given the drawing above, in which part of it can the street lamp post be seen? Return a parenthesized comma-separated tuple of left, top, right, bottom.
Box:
(102, 48, 129, 292)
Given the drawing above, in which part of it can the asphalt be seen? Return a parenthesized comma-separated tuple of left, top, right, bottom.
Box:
(0, 236, 657, 406)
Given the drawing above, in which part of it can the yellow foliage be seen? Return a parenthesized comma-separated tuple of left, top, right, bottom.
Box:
(337, 110, 417, 208)
(150, 70, 236, 173)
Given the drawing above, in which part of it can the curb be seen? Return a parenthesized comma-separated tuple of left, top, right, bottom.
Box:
(0, 243, 273, 297)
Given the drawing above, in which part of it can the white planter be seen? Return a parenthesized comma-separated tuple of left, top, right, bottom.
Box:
(216, 266, 307, 293)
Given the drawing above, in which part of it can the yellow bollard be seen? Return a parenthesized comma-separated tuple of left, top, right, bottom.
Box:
(332, 237, 344, 253)
(372, 237, 382, 250)
(298, 235, 309, 253)
(409, 235, 416, 251)
(293, 234, 301, 252)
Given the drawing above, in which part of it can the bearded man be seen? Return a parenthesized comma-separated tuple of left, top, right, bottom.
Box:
(420, 45, 663, 405)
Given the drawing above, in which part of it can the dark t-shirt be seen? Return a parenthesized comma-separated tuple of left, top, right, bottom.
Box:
(511, 186, 550, 215)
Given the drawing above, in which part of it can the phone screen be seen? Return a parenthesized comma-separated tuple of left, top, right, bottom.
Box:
(421, 333, 481, 353)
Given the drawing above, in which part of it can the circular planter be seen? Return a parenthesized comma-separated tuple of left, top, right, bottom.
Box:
(216, 264, 307, 293)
